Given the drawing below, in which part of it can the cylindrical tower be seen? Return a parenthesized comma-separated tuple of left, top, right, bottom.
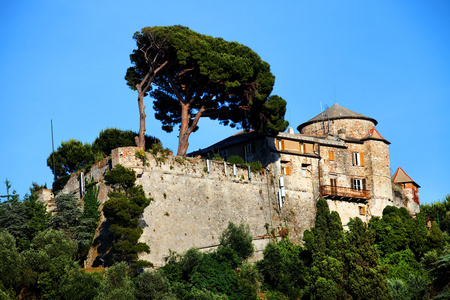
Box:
(297, 103, 377, 139)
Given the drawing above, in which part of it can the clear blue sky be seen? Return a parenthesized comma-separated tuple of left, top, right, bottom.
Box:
(0, 0, 448, 204)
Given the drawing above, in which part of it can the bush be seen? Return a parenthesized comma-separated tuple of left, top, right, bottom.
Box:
(52, 174, 71, 195)
(135, 271, 174, 300)
(227, 155, 244, 165)
(219, 222, 254, 262)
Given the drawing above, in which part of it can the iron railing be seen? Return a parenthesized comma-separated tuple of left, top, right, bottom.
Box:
(321, 185, 369, 200)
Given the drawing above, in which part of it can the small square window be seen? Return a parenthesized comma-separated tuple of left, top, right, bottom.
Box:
(359, 206, 366, 215)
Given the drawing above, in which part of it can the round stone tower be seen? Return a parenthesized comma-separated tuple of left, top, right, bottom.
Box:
(297, 103, 377, 139)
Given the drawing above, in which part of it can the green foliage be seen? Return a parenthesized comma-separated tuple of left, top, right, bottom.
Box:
(344, 217, 391, 300)
(0, 181, 50, 252)
(225, 155, 262, 172)
(427, 221, 444, 254)
(77, 182, 101, 261)
(0, 193, 27, 240)
(47, 139, 95, 177)
(303, 200, 390, 300)
(227, 155, 245, 165)
(381, 249, 427, 282)
(104, 164, 137, 191)
(127, 25, 288, 155)
(135, 149, 148, 165)
(0, 231, 21, 292)
(103, 165, 152, 267)
(212, 153, 224, 161)
(247, 161, 263, 173)
(20, 229, 78, 299)
(428, 254, 450, 299)
(369, 206, 430, 258)
(93, 128, 160, 156)
(52, 174, 71, 195)
(50, 193, 81, 236)
(95, 262, 136, 300)
(161, 224, 259, 300)
(257, 238, 307, 299)
(219, 222, 254, 262)
(387, 275, 427, 300)
(134, 270, 175, 300)
(60, 268, 103, 300)
(420, 195, 450, 233)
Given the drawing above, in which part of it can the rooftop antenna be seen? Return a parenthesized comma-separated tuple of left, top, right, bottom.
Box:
(322, 104, 329, 135)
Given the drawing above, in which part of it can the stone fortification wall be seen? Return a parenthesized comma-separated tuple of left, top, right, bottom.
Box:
(301, 119, 376, 139)
(58, 158, 111, 204)
(110, 147, 316, 267)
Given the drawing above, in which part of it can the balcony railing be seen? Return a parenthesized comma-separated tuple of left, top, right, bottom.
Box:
(321, 185, 369, 201)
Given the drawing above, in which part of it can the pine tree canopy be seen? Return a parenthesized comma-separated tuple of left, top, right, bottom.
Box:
(126, 25, 288, 155)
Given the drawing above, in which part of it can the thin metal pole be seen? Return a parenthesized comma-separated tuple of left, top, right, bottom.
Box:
(51, 120, 56, 181)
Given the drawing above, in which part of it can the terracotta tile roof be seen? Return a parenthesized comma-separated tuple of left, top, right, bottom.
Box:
(361, 127, 391, 144)
(392, 167, 420, 187)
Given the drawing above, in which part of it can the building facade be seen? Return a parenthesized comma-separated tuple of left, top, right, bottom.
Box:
(190, 103, 420, 225)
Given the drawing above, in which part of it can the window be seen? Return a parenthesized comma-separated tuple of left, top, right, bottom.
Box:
(328, 151, 335, 161)
(282, 166, 291, 175)
(277, 140, 285, 151)
(244, 143, 254, 155)
(353, 151, 365, 166)
(300, 143, 304, 153)
(330, 178, 337, 187)
(351, 178, 366, 191)
(359, 206, 366, 215)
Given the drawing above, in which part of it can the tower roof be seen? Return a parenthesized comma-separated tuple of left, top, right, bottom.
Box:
(297, 103, 378, 132)
(361, 127, 390, 144)
(392, 167, 420, 188)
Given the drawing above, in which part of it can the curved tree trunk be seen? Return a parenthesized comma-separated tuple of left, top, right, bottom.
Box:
(135, 91, 146, 149)
(177, 103, 205, 156)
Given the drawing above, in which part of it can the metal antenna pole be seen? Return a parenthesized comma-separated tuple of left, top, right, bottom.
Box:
(51, 120, 56, 181)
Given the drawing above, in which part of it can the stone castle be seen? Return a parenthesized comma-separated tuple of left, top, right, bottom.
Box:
(38, 104, 420, 267)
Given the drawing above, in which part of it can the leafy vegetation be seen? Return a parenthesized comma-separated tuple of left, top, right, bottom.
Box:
(103, 164, 152, 269)
(126, 25, 288, 155)
(2, 176, 450, 299)
(47, 128, 162, 190)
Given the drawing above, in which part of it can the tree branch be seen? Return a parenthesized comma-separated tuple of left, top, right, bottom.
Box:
(187, 106, 206, 135)
(165, 70, 185, 103)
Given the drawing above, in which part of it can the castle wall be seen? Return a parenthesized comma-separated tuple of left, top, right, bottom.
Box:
(364, 139, 394, 217)
(110, 147, 317, 267)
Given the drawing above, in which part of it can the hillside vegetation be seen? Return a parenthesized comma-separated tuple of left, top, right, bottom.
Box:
(1, 172, 449, 299)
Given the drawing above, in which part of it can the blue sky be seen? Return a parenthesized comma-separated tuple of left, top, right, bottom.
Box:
(0, 0, 448, 204)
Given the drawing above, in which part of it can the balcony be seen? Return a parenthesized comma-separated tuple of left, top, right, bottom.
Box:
(321, 185, 369, 201)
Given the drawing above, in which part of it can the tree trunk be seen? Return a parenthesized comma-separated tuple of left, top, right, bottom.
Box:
(177, 104, 205, 156)
(177, 104, 190, 156)
(135, 91, 146, 149)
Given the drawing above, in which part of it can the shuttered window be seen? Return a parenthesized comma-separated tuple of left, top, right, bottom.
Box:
(277, 140, 285, 150)
(353, 151, 364, 166)
(328, 151, 335, 161)
(282, 166, 291, 175)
